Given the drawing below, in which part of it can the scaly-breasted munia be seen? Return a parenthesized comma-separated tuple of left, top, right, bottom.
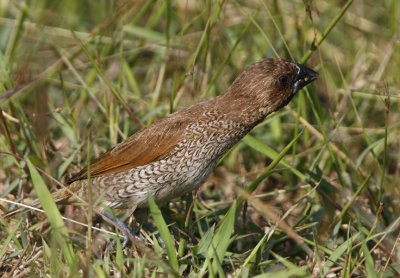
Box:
(8, 58, 319, 242)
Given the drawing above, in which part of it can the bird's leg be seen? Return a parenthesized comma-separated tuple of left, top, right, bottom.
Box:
(99, 207, 168, 249)
(99, 208, 142, 248)
(134, 207, 165, 248)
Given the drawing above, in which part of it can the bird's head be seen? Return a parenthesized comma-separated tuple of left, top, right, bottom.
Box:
(226, 58, 319, 116)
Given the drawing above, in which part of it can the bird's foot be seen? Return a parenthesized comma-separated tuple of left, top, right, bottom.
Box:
(99, 208, 168, 250)
(143, 222, 165, 248)
(99, 209, 142, 249)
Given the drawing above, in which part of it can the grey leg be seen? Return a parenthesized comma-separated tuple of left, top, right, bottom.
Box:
(99, 208, 142, 248)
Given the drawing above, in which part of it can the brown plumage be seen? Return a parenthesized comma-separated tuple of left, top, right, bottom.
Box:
(8, 58, 318, 234)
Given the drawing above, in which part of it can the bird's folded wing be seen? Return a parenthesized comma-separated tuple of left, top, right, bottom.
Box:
(66, 117, 187, 183)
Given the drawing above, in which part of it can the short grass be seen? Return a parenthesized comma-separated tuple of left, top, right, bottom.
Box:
(1, 0, 400, 277)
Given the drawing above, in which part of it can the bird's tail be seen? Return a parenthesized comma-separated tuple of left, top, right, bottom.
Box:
(4, 187, 73, 218)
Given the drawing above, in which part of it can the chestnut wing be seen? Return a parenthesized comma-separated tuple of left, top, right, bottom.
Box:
(66, 118, 187, 183)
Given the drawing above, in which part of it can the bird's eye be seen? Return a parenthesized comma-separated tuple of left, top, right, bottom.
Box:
(277, 74, 291, 89)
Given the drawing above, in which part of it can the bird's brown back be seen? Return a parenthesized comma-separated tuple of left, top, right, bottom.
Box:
(66, 100, 212, 183)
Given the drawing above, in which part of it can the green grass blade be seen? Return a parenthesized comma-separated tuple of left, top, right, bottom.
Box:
(27, 159, 75, 267)
(242, 134, 305, 181)
(322, 232, 361, 275)
(210, 202, 236, 276)
(123, 25, 166, 43)
(242, 130, 303, 195)
(148, 195, 179, 275)
(362, 242, 378, 278)
(199, 202, 236, 277)
(301, 0, 354, 63)
(0, 219, 22, 260)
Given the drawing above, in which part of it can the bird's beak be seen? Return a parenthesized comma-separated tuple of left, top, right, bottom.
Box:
(292, 63, 319, 94)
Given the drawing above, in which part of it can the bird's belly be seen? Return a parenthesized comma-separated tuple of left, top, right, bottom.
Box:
(98, 157, 218, 209)
(98, 133, 233, 209)
(153, 159, 217, 205)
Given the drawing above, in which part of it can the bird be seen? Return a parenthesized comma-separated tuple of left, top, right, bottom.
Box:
(7, 58, 319, 243)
